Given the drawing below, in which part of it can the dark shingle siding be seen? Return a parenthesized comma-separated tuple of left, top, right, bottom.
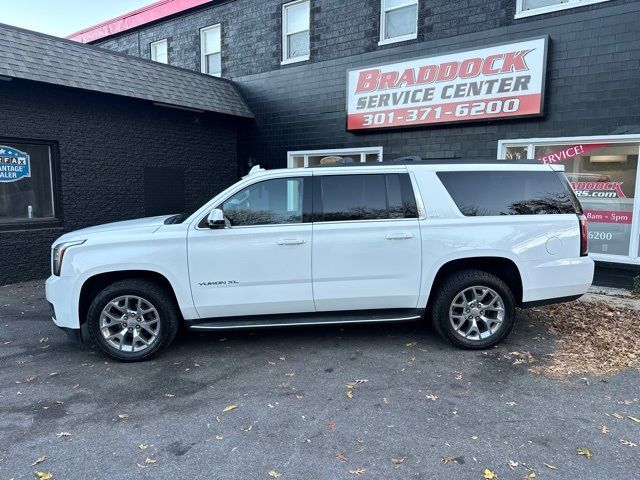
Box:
(0, 22, 253, 118)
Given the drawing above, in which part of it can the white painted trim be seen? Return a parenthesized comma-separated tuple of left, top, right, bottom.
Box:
(200, 24, 221, 76)
(150, 38, 168, 64)
(497, 134, 640, 264)
(287, 146, 384, 168)
(514, 0, 611, 19)
(282, 0, 310, 63)
(379, 0, 419, 45)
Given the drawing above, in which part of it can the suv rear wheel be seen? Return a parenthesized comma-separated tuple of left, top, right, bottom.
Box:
(87, 279, 179, 361)
(431, 269, 516, 349)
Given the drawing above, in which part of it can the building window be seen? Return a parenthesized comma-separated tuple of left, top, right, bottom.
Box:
(498, 136, 640, 263)
(515, 0, 610, 19)
(287, 147, 384, 168)
(0, 141, 57, 226)
(150, 39, 168, 64)
(282, 0, 310, 65)
(200, 24, 221, 76)
(379, 0, 418, 45)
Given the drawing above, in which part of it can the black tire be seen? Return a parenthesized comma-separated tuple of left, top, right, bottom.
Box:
(431, 269, 516, 350)
(87, 279, 180, 361)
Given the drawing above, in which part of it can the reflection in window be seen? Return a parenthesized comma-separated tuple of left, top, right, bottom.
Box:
(0, 142, 56, 224)
(381, 0, 418, 43)
(222, 178, 304, 226)
(283, 0, 310, 62)
(201, 25, 221, 76)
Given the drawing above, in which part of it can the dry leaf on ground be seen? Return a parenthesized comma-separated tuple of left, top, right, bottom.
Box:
(223, 404, 238, 413)
(349, 469, 366, 475)
(35, 472, 53, 480)
(268, 470, 282, 478)
(483, 468, 497, 479)
(527, 302, 640, 377)
(441, 456, 457, 464)
(336, 452, 348, 462)
(391, 458, 404, 465)
(577, 448, 592, 459)
(31, 456, 48, 466)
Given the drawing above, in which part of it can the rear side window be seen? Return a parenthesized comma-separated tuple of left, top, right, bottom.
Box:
(437, 171, 579, 216)
(316, 173, 418, 222)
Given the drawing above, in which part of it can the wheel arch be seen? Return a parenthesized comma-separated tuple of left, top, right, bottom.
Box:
(78, 270, 182, 325)
(425, 256, 524, 310)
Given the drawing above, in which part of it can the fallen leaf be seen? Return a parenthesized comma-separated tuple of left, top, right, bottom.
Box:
(441, 456, 456, 464)
(525, 472, 537, 479)
(383, 397, 389, 405)
(404, 341, 417, 347)
(620, 439, 637, 447)
(577, 448, 592, 459)
(336, 452, 348, 462)
(425, 394, 438, 401)
(144, 457, 157, 464)
(349, 469, 366, 475)
(35, 472, 53, 480)
(612, 413, 624, 419)
(117, 413, 129, 419)
(483, 468, 497, 479)
(164, 394, 175, 398)
(507, 460, 518, 470)
(223, 404, 238, 413)
(505, 402, 517, 407)
(56, 432, 71, 438)
(268, 470, 282, 478)
(53, 401, 63, 405)
(628, 416, 640, 424)
(138, 443, 148, 450)
(543, 463, 557, 470)
(215, 435, 224, 440)
(346, 390, 354, 399)
(600, 425, 609, 434)
(31, 456, 48, 466)
(391, 458, 404, 465)
(327, 421, 335, 430)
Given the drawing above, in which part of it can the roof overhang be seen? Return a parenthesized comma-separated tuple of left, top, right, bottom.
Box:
(67, 0, 215, 44)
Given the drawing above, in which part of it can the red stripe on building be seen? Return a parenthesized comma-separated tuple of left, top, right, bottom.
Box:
(66, 0, 214, 43)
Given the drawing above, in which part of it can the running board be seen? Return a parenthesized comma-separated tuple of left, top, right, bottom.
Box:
(187, 309, 423, 331)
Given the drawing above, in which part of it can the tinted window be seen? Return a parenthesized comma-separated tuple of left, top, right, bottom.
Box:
(437, 171, 579, 216)
(221, 177, 304, 226)
(318, 174, 418, 222)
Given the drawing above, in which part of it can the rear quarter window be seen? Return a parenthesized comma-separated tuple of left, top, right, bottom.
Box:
(437, 170, 581, 216)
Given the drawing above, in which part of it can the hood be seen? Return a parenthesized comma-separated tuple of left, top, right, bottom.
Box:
(56, 215, 174, 243)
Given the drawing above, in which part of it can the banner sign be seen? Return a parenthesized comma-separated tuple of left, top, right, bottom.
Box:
(347, 36, 547, 131)
(537, 143, 609, 164)
(0, 146, 31, 183)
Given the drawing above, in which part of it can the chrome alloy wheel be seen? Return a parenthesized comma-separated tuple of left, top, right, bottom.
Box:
(99, 295, 161, 353)
(449, 286, 505, 341)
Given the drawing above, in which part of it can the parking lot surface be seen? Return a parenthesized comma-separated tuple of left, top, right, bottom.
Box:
(1, 281, 638, 479)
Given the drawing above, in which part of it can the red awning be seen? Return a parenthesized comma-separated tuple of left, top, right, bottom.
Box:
(66, 0, 214, 43)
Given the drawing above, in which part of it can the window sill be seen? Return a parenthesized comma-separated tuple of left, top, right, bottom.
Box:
(0, 218, 63, 232)
(281, 55, 310, 66)
(514, 0, 610, 19)
(378, 34, 417, 47)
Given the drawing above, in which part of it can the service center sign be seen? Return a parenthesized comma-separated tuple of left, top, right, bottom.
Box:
(347, 37, 548, 131)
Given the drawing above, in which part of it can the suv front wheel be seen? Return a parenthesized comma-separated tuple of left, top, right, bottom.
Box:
(431, 269, 516, 349)
(87, 279, 180, 361)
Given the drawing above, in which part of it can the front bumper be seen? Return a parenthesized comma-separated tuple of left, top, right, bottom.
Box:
(46, 275, 81, 330)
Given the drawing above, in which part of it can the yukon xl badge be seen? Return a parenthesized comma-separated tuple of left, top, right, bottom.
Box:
(199, 280, 240, 287)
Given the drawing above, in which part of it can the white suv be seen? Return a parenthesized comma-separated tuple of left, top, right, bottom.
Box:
(46, 160, 594, 361)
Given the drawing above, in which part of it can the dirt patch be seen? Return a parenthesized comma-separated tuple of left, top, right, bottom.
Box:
(528, 301, 640, 378)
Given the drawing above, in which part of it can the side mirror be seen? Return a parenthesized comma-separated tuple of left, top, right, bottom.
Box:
(207, 209, 226, 229)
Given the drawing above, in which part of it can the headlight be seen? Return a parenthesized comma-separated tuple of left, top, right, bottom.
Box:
(52, 240, 86, 276)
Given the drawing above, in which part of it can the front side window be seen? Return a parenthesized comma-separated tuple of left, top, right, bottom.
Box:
(0, 141, 57, 226)
(516, 0, 610, 18)
(380, 0, 418, 44)
(282, 0, 310, 63)
(221, 177, 305, 226)
(200, 24, 221, 76)
(438, 171, 579, 216)
(317, 174, 418, 222)
(150, 39, 168, 63)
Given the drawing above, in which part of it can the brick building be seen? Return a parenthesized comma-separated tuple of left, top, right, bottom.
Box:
(1, 0, 639, 285)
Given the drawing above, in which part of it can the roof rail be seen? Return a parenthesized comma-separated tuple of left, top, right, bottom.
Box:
(312, 157, 541, 167)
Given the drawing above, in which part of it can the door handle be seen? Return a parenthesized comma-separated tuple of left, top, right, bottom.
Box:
(277, 238, 306, 246)
(385, 233, 413, 240)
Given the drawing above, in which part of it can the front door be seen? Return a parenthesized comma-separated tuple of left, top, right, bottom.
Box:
(188, 175, 314, 318)
(312, 171, 422, 311)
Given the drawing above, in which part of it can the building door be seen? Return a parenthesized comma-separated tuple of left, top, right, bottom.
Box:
(311, 171, 422, 311)
(187, 175, 314, 318)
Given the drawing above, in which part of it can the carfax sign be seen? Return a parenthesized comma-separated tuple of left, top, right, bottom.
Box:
(347, 36, 548, 130)
(0, 146, 31, 183)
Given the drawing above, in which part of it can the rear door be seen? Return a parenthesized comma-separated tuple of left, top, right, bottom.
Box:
(312, 170, 422, 311)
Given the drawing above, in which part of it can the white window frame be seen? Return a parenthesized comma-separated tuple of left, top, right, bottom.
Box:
(150, 39, 168, 64)
(379, 0, 419, 46)
(282, 0, 310, 65)
(515, 0, 611, 19)
(200, 24, 221, 77)
(287, 147, 384, 168)
(497, 134, 640, 265)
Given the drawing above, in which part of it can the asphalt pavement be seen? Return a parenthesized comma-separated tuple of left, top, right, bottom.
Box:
(1, 281, 638, 480)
